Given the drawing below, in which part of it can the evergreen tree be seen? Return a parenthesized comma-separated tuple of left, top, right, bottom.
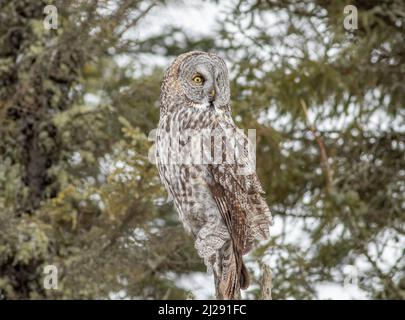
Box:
(0, 0, 403, 299)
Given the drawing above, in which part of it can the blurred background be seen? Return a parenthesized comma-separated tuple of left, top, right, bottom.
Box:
(0, 0, 404, 299)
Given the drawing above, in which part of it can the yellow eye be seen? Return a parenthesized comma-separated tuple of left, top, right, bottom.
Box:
(192, 75, 204, 84)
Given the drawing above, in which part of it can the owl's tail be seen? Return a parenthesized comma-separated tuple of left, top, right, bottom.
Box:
(214, 241, 249, 300)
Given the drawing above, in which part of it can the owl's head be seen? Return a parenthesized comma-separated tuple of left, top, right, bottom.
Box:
(161, 51, 231, 114)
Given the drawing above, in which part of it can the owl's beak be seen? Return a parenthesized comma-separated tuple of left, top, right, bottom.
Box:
(209, 88, 216, 101)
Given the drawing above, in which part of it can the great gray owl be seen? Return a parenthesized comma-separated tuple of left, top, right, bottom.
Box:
(156, 51, 272, 299)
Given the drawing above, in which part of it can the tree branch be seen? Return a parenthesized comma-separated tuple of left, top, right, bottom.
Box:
(260, 263, 273, 300)
(300, 99, 334, 191)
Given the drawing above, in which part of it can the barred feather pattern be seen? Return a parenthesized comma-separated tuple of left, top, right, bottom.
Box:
(156, 51, 272, 299)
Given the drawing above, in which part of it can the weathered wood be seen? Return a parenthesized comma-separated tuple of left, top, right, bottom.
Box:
(260, 264, 272, 300)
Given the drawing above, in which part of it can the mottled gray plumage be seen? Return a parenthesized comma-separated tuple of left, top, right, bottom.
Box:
(156, 51, 272, 299)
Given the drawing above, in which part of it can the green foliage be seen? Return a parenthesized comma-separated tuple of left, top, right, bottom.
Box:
(0, 0, 199, 300)
(217, 0, 405, 299)
(0, 0, 404, 300)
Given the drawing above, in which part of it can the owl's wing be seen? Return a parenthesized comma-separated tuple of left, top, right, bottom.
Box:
(207, 118, 272, 255)
(208, 167, 271, 256)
